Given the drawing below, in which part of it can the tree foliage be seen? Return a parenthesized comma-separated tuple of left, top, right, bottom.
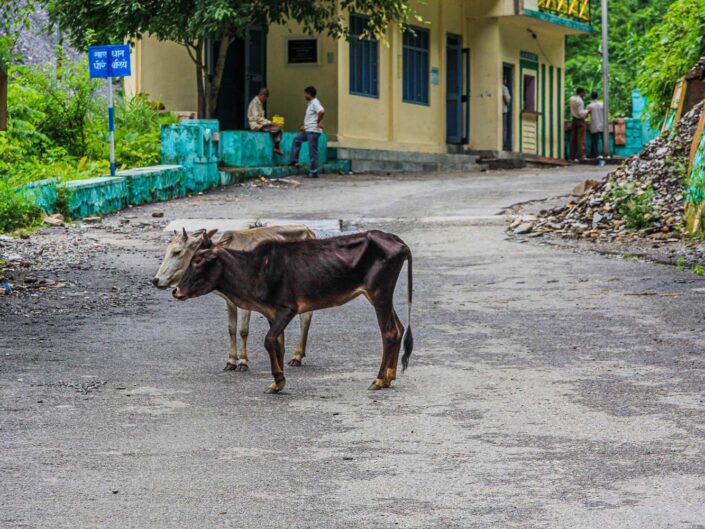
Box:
(0, 0, 33, 69)
(43, 0, 417, 117)
(565, 0, 672, 118)
(638, 0, 705, 120)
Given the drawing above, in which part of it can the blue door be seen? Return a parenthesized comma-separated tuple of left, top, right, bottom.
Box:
(446, 34, 463, 144)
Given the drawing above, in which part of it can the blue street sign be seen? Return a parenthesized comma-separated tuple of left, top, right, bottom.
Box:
(109, 44, 131, 77)
(88, 44, 131, 175)
(88, 46, 110, 78)
(88, 44, 131, 78)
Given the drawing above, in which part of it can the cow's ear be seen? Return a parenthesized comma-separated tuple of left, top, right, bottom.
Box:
(203, 249, 218, 261)
(206, 229, 218, 241)
(198, 229, 212, 248)
(217, 234, 233, 247)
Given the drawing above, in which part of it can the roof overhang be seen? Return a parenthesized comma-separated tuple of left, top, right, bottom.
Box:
(523, 9, 592, 34)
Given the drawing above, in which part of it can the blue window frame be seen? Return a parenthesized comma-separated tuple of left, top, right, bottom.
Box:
(403, 26, 430, 105)
(349, 15, 379, 97)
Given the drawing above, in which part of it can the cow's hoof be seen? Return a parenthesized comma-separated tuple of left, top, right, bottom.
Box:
(235, 363, 249, 372)
(265, 381, 285, 394)
(368, 382, 383, 391)
(381, 380, 392, 388)
(223, 363, 238, 371)
(288, 358, 302, 367)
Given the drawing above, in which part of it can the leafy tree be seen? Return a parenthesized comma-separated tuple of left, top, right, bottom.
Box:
(43, 0, 417, 117)
(638, 0, 705, 121)
(565, 0, 672, 118)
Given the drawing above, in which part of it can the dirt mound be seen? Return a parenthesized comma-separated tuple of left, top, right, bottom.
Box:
(530, 101, 703, 240)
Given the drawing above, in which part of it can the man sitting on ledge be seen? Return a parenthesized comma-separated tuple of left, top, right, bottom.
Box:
(247, 87, 283, 156)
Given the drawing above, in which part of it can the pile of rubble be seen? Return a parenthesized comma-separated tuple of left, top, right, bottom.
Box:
(525, 101, 703, 240)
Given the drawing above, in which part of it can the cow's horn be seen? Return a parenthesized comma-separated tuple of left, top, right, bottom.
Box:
(182, 227, 188, 240)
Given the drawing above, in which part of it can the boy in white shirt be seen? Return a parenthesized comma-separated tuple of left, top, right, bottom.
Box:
(289, 86, 325, 178)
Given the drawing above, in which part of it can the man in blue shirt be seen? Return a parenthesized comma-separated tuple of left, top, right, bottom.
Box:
(289, 86, 325, 178)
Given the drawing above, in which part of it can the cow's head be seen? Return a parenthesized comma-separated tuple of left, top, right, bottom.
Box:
(152, 228, 216, 289)
(173, 230, 232, 300)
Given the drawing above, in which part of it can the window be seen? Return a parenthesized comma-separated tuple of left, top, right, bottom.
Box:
(349, 15, 379, 97)
(403, 26, 430, 105)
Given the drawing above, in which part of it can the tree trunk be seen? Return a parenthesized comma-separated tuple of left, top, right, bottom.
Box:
(195, 40, 206, 118)
(207, 37, 233, 119)
(0, 69, 7, 131)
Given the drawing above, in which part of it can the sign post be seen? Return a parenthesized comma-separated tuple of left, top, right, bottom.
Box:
(88, 44, 131, 176)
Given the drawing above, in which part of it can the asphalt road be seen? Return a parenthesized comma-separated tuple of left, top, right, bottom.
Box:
(3, 167, 705, 528)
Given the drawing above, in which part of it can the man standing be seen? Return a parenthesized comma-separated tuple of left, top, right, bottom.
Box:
(569, 87, 589, 161)
(502, 77, 512, 151)
(247, 87, 283, 156)
(587, 91, 604, 159)
(289, 86, 325, 178)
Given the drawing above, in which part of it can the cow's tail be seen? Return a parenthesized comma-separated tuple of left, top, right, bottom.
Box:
(401, 248, 414, 372)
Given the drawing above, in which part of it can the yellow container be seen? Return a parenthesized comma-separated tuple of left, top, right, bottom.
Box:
(272, 115, 285, 127)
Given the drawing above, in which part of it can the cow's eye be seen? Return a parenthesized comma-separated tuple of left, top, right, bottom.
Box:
(172, 249, 182, 255)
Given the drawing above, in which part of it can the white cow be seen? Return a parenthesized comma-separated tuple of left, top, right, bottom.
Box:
(153, 225, 315, 370)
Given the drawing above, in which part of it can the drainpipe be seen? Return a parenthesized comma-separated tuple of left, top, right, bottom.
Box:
(601, 0, 610, 158)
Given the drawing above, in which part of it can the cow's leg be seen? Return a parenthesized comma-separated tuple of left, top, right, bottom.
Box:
(288, 311, 313, 367)
(368, 298, 402, 391)
(384, 311, 405, 386)
(277, 333, 286, 370)
(223, 301, 240, 371)
(237, 310, 252, 371)
(264, 309, 297, 394)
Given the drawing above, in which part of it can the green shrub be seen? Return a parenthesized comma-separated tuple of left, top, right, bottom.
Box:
(54, 186, 73, 220)
(639, 0, 705, 123)
(0, 182, 41, 232)
(609, 181, 655, 230)
(0, 51, 177, 232)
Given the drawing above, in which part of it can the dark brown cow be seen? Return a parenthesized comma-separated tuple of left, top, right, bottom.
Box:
(174, 229, 413, 394)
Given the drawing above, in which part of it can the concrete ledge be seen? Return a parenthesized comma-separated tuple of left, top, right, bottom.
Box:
(221, 130, 328, 168)
(62, 177, 128, 218)
(19, 178, 59, 213)
(118, 165, 185, 205)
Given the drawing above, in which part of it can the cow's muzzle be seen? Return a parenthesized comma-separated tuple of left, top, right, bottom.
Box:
(152, 277, 172, 290)
(172, 288, 187, 300)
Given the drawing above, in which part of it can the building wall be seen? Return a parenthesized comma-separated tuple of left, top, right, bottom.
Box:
(335, 0, 464, 153)
(498, 18, 565, 157)
(266, 23, 339, 140)
(331, 0, 569, 154)
(125, 35, 198, 112)
(126, 0, 577, 158)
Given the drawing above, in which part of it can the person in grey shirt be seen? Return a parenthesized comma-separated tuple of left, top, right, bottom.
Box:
(569, 87, 589, 161)
(587, 91, 604, 158)
(289, 86, 325, 178)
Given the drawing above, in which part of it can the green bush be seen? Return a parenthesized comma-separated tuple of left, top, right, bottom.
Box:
(609, 182, 655, 230)
(1, 56, 175, 187)
(0, 181, 42, 233)
(639, 0, 705, 123)
(87, 93, 177, 168)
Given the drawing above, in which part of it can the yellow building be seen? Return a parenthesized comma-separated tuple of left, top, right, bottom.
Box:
(126, 0, 591, 161)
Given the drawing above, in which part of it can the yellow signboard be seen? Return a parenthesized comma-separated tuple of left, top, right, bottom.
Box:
(537, 0, 591, 21)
